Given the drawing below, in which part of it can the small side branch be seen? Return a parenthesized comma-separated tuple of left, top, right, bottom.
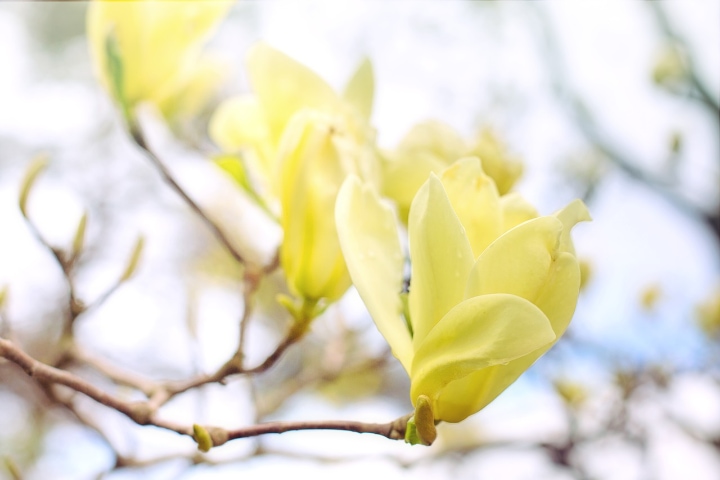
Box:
(130, 124, 247, 266)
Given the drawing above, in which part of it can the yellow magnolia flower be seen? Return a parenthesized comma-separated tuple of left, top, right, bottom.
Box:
(336, 157, 589, 443)
(277, 110, 365, 305)
(382, 121, 522, 222)
(209, 44, 378, 309)
(87, 0, 232, 113)
(209, 43, 377, 210)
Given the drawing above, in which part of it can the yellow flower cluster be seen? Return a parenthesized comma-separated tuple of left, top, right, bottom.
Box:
(87, 0, 589, 441)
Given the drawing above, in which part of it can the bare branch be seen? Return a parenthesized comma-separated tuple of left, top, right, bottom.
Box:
(129, 124, 249, 266)
(0, 338, 411, 449)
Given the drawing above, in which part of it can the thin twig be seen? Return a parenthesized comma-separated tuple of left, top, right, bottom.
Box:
(18, 212, 84, 338)
(67, 345, 157, 397)
(130, 124, 247, 266)
(646, 2, 720, 116)
(225, 414, 411, 441)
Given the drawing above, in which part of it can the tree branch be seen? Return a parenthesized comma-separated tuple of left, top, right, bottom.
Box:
(129, 124, 249, 266)
(0, 338, 411, 449)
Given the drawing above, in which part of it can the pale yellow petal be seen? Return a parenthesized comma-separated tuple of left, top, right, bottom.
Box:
(381, 150, 446, 223)
(554, 199, 592, 254)
(158, 53, 228, 120)
(209, 95, 274, 182)
(397, 120, 467, 162)
(465, 216, 563, 302)
(247, 43, 340, 144)
(440, 157, 502, 258)
(470, 128, 523, 195)
(335, 176, 413, 372)
(209, 95, 270, 151)
(436, 251, 581, 420)
(499, 192, 538, 231)
(88, 0, 231, 106)
(278, 111, 351, 302)
(343, 57, 374, 121)
(408, 175, 474, 348)
(410, 293, 555, 422)
(533, 251, 582, 334)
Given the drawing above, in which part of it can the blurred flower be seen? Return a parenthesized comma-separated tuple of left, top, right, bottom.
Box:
(209, 44, 379, 311)
(209, 43, 378, 212)
(382, 121, 523, 222)
(336, 157, 590, 443)
(640, 283, 663, 312)
(156, 53, 230, 122)
(578, 259, 593, 291)
(697, 285, 720, 340)
(652, 44, 688, 88)
(87, 0, 232, 116)
(554, 379, 588, 409)
(470, 128, 524, 195)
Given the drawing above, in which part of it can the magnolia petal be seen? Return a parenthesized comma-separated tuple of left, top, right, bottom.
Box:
(343, 58, 374, 121)
(247, 43, 340, 144)
(554, 199, 592, 254)
(499, 192, 538, 232)
(408, 175, 474, 348)
(158, 53, 229, 120)
(533, 251, 581, 335)
(88, 0, 231, 106)
(397, 120, 467, 161)
(381, 151, 446, 223)
(440, 157, 503, 258)
(278, 111, 351, 302)
(465, 216, 563, 303)
(335, 176, 413, 372)
(470, 128, 523, 195)
(410, 293, 555, 420)
(436, 254, 581, 422)
(209, 95, 270, 151)
(435, 346, 544, 423)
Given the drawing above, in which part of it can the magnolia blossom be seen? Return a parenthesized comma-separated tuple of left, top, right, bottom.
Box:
(382, 121, 523, 222)
(336, 157, 590, 442)
(210, 44, 379, 306)
(209, 43, 378, 210)
(276, 110, 363, 303)
(87, 0, 231, 111)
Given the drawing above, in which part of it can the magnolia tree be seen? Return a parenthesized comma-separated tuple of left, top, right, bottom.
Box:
(0, 1, 718, 479)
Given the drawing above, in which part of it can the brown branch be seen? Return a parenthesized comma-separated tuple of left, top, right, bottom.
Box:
(129, 123, 248, 266)
(226, 414, 411, 442)
(18, 210, 84, 339)
(0, 337, 411, 449)
(0, 338, 163, 428)
(162, 309, 312, 399)
(67, 344, 157, 397)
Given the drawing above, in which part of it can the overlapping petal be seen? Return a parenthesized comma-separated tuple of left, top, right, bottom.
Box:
(439, 157, 502, 258)
(408, 175, 474, 348)
(278, 111, 351, 302)
(410, 294, 555, 419)
(335, 176, 413, 371)
(247, 43, 340, 145)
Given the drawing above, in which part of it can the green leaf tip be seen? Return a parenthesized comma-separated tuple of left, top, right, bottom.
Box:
(19, 155, 49, 217)
(120, 235, 145, 282)
(104, 28, 132, 123)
